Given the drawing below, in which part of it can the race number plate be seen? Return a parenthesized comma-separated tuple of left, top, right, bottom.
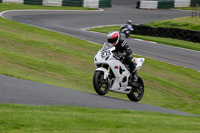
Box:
(101, 50, 111, 58)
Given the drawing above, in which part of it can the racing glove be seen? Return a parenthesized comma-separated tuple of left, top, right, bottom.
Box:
(118, 52, 127, 59)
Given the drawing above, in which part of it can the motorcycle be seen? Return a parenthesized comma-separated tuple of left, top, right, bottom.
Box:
(120, 24, 134, 38)
(93, 42, 145, 102)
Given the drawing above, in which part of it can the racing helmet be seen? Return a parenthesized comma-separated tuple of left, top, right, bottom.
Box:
(107, 31, 120, 46)
(127, 20, 132, 25)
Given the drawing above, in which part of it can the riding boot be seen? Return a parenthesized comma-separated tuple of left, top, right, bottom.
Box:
(130, 62, 137, 78)
(132, 71, 138, 82)
(130, 62, 138, 86)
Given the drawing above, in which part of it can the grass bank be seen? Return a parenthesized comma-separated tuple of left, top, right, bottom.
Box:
(89, 25, 200, 51)
(0, 4, 200, 115)
(0, 3, 97, 92)
(175, 7, 198, 10)
(146, 16, 200, 31)
(0, 104, 199, 133)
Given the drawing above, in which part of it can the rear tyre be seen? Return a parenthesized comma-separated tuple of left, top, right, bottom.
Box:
(127, 77, 144, 102)
(93, 71, 109, 95)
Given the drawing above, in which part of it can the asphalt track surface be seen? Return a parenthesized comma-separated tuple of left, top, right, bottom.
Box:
(0, 0, 200, 116)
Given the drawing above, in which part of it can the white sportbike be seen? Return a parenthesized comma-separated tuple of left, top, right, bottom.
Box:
(93, 42, 145, 102)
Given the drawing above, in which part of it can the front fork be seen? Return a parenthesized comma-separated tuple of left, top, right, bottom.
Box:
(101, 66, 111, 89)
(107, 66, 111, 84)
(97, 65, 111, 86)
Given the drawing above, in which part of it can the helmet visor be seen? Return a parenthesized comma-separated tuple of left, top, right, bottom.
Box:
(108, 36, 118, 44)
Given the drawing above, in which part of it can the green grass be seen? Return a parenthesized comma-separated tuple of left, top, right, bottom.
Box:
(0, 17, 98, 92)
(0, 3, 200, 116)
(0, 104, 200, 133)
(175, 7, 199, 10)
(146, 16, 200, 31)
(89, 25, 200, 51)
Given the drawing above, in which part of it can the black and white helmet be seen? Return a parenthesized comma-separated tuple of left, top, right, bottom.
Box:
(107, 31, 120, 46)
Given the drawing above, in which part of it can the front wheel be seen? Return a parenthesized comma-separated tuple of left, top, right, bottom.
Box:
(93, 71, 109, 95)
(127, 77, 144, 102)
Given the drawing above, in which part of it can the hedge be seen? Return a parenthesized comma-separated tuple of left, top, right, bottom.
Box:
(132, 24, 200, 43)
(24, 0, 43, 5)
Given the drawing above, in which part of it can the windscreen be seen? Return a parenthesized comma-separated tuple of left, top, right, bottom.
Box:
(101, 42, 113, 51)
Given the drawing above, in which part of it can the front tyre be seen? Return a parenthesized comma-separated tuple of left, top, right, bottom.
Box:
(127, 77, 144, 102)
(93, 71, 109, 95)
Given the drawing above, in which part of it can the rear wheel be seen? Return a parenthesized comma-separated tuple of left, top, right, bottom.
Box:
(93, 71, 109, 95)
(127, 77, 144, 102)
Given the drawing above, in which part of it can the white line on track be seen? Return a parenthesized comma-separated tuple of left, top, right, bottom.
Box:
(131, 38, 157, 44)
(0, 8, 104, 18)
(81, 24, 121, 31)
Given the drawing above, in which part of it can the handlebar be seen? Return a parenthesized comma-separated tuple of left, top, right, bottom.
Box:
(113, 53, 126, 61)
(113, 53, 120, 60)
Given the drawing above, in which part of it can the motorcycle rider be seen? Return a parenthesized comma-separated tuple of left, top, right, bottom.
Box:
(107, 31, 138, 84)
(120, 20, 134, 38)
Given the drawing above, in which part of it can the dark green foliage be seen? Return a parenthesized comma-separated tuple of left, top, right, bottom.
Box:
(158, 0, 174, 9)
(190, 0, 200, 7)
(99, 0, 111, 8)
(132, 24, 200, 43)
(62, 0, 83, 7)
(24, 0, 43, 5)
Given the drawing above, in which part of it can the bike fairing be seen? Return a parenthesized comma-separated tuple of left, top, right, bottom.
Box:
(106, 31, 136, 75)
(108, 33, 137, 83)
(93, 42, 145, 102)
